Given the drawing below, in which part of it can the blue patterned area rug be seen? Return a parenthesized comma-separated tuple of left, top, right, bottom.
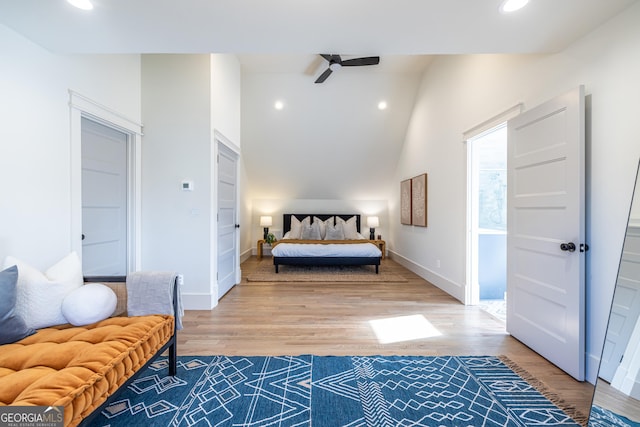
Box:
(589, 405, 640, 426)
(95, 355, 583, 427)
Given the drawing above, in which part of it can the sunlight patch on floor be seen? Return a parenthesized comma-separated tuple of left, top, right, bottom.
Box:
(369, 314, 442, 344)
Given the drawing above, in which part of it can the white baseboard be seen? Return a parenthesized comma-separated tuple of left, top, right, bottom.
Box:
(240, 247, 252, 262)
(388, 250, 465, 303)
(182, 292, 217, 310)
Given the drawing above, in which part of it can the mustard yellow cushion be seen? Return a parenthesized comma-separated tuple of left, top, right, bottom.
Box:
(0, 315, 174, 427)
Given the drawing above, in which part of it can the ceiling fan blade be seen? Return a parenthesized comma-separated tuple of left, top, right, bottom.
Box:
(320, 54, 341, 62)
(314, 68, 333, 83)
(341, 56, 380, 67)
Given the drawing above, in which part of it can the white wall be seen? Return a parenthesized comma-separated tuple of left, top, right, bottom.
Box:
(141, 54, 213, 308)
(0, 24, 140, 269)
(631, 172, 640, 226)
(390, 3, 640, 382)
(141, 54, 242, 309)
(211, 54, 241, 145)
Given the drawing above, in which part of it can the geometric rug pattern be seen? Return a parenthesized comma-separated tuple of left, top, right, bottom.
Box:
(95, 355, 582, 426)
(589, 405, 640, 427)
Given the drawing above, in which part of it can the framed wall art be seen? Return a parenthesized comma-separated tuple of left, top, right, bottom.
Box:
(400, 179, 412, 225)
(411, 173, 427, 227)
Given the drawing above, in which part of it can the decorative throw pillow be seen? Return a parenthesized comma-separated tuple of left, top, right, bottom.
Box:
(314, 216, 334, 240)
(3, 252, 84, 329)
(62, 283, 117, 326)
(301, 222, 322, 240)
(288, 216, 310, 239)
(0, 265, 36, 344)
(325, 221, 345, 240)
(337, 216, 359, 239)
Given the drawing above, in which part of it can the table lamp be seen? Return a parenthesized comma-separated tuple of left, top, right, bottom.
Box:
(367, 216, 379, 240)
(260, 216, 272, 241)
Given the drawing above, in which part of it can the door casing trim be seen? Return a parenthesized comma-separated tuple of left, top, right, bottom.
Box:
(69, 90, 143, 273)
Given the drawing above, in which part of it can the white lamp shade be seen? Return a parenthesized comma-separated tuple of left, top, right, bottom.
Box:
(260, 216, 273, 227)
(367, 216, 380, 228)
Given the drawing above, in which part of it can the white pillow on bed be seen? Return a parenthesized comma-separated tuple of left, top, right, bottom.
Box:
(314, 216, 334, 240)
(289, 216, 310, 239)
(301, 222, 322, 240)
(325, 221, 345, 240)
(337, 216, 359, 240)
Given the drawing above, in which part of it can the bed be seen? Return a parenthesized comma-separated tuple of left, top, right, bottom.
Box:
(271, 214, 382, 273)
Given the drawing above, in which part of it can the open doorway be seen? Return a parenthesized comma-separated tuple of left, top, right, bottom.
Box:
(467, 123, 507, 322)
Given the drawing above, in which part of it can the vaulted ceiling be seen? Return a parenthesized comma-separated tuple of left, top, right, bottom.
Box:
(1, 0, 637, 200)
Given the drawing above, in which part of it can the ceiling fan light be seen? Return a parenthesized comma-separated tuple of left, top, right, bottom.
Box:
(67, 0, 94, 10)
(499, 0, 529, 13)
(329, 62, 342, 71)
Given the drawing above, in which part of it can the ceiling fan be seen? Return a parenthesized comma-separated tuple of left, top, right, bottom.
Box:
(314, 54, 380, 83)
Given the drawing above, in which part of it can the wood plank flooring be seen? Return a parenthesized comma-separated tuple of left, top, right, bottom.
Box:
(177, 257, 595, 421)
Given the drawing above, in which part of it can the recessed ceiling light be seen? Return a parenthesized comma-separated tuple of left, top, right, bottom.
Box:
(274, 100, 284, 110)
(378, 101, 388, 110)
(499, 0, 529, 13)
(67, 0, 94, 10)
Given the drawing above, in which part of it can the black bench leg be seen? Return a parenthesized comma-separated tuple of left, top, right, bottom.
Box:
(168, 340, 177, 376)
(275, 264, 279, 273)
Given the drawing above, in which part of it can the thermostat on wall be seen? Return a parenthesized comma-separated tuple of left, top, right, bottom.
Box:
(182, 180, 194, 191)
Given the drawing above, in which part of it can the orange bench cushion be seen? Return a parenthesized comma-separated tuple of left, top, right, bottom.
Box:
(0, 315, 174, 427)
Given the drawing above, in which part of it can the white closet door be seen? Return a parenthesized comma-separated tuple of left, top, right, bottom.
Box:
(81, 117, 128, 276)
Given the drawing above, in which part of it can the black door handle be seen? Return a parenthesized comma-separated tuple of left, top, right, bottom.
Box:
(82, 234, 85, 240)
(560, 242, 576, 252)
(235, 224, 240, 228)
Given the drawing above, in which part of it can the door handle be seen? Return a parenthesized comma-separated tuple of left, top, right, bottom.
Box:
(235, 224, 240, 228)
(560, 242, 576, 252)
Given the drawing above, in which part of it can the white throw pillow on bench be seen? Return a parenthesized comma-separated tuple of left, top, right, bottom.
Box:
(3, 252, 84, 329)
(62, 283, 117, 326)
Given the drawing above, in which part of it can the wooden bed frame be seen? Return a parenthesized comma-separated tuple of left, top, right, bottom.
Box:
(273, 214, 381, 273)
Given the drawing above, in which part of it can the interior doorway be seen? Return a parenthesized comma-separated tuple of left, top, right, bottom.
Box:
(467, 123, 507, 322)
(81, 117, 129, 276)
(69, 91, 143, 275)
(216, 140, 240, 300)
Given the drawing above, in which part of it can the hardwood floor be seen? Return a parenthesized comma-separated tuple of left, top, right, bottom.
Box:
(178, 257, 595, 422)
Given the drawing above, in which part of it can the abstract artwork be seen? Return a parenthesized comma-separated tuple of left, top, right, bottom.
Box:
(400, 179, 412, 225)
(412, 173, 427, 226)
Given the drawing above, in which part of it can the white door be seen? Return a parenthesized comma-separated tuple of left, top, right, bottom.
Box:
(506, 86, 585, 381)
(81, 117, 128, 276)
(217, 143, 239, 299)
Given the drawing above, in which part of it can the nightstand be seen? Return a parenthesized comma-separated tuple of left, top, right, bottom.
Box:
(371, 240, 386, 259)
(257, 239, 265, 259)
